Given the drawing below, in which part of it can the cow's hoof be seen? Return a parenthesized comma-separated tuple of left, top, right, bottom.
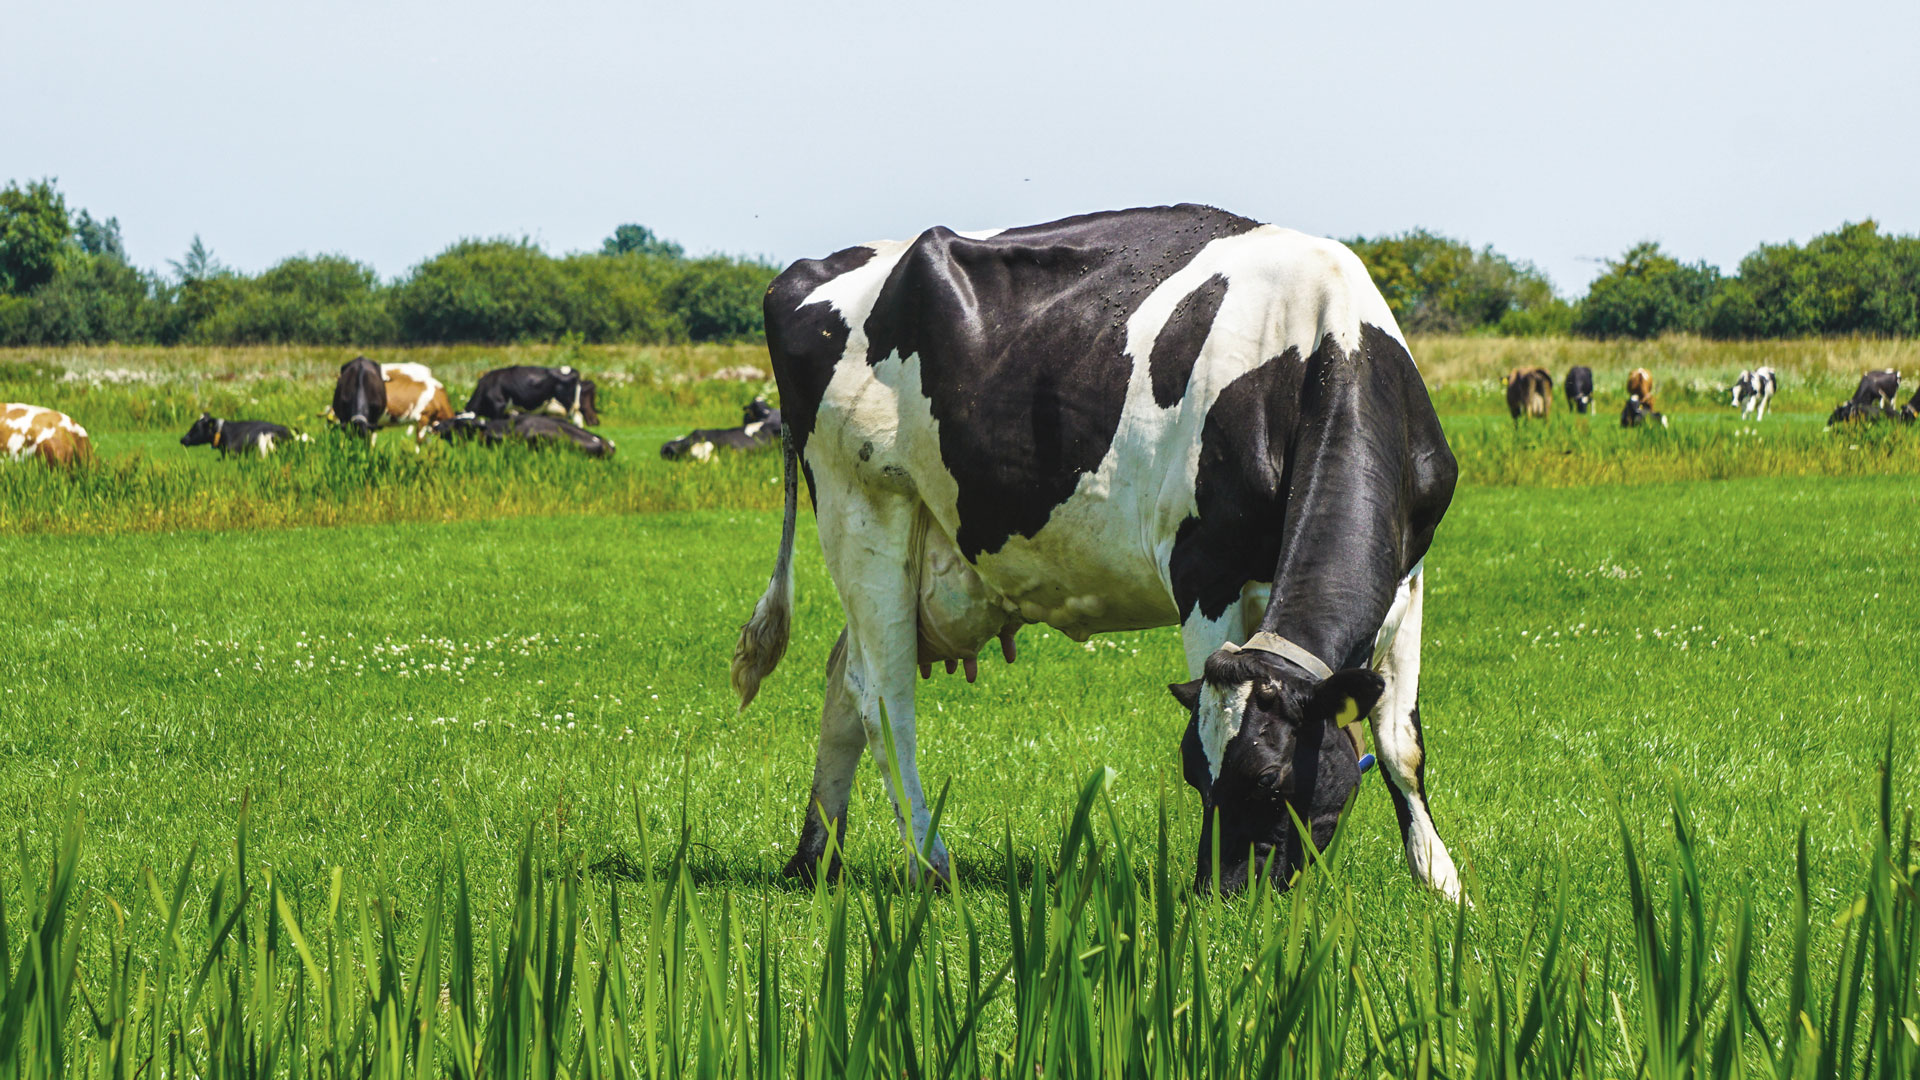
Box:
(782, 849, 842, 886)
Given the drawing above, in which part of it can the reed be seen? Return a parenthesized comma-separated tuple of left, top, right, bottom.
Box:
(5, 749, 1915, 1079)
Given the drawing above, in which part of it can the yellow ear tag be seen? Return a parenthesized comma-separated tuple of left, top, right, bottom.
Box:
(1333, 698, 1361, 727)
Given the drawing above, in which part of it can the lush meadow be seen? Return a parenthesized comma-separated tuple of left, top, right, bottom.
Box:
(2, 338, 1919, 1075)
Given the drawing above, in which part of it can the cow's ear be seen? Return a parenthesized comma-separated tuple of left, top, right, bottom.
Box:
(1307, 669, 1386, 729)
(1179, 712, 1213, 801)
(1169, 679, 1202, 713)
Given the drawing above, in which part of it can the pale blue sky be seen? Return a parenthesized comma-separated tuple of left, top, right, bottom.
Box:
(7, 0, 1916, 294)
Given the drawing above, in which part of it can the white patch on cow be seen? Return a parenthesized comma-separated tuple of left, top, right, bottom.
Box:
(1197, 680, 1252, 781)
(690, 440, 715, 462)
(952, 228, 1007, 241)
(257, 434, 276, 457)
(4, 432, 23, 456)
(742, 420, 766, 438)
(1370, 560, 1421, 667)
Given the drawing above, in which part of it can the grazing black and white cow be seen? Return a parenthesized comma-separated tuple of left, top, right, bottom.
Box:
(1729, 367, 1777, 421)
(1621, 394, 1667, 428)
(180, 413, 306, 457)
(465, 366, 600, 426)
(732, 204, 1463, 899)
(1901, 389, 1918, 423)
(427, 412, 615, 457)
(1564, 366, 1594, 414)
(1827, 369, 1901, 426)
(332, 357, 387, 441)
(660, 397, 783, 460)
(1506, 367, 1553, 420)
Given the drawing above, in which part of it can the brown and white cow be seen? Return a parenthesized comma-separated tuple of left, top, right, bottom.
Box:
(380, 362, 456, 438)
(3, 404, 93, 467)
(1627, 367, 1655, 406)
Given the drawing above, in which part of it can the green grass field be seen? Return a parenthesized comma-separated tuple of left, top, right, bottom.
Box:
(3, 340, 1919, 1075)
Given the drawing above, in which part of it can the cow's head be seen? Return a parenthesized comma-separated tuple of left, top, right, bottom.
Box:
(1730, 371, 1751, 406)
(742, 396, 776, 425)
(181, 413, 218, 448)
(1171, 642, 1381, 895)
(578, 380, 600, 426)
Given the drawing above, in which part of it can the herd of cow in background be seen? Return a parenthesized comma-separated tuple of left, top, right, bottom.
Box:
(1, 355, 1913, 469)
(1504, 363, 1917, 429)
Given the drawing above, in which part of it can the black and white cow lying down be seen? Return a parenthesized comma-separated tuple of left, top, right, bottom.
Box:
(180, 413, 308, 457)
(733, 204, 1463, 899)
(427, 413, 616, 456)
(660, 397, 783, 460)
(466, 366, 600, 426)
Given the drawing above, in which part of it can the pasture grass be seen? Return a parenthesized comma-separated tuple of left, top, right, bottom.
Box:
(2, 475, 1916, 1072)
(2, 342, 1918, 536)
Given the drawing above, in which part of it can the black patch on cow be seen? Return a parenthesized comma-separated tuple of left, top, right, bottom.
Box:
(851, 204, 1260, 559)
(764, 244, 875, 501)
(1150, 274, 1230, 408)
(1168, 324, 1455, 667)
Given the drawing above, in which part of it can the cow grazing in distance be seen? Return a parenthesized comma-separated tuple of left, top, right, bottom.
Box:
(1621, 394, 1667, 428)
(1901, 389, 1918, 423)
(661, 397, 783, 460)
(1729, 367, 1777, 421)
(3, 403, 92, 467)
(733, 204, 1464, 900)
(1564, 366, 1594, 414)
(1627, 367, 1655, 406)
(427, 412, 616, 457)
(332, 357, 387, 442)
(380, 363, 456, 436)
(1506, 367, 1553, 420)
(1827, 370, 1902, 426)
(180, 413, 307, 457)
(466, 366, 600, 426)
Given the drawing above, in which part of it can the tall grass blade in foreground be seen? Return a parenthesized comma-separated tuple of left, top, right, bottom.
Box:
(2, 751, 1916, 1078)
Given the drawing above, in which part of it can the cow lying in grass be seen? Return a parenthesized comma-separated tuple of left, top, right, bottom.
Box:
(180, 413, 308, 457)
(427, 413, 616, 457)
(660, 397, 783, 460)
(3, 403, 92, 466)
(1621, 395, 1667, 428)
(1827, 370, 1902, 427)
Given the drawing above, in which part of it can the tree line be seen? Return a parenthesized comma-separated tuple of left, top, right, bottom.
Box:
(0, 179, 777, 347)
(3, 176, 1916, 345)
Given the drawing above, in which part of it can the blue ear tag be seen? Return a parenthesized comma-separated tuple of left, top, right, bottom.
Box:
(1357, 753, 1376, 777)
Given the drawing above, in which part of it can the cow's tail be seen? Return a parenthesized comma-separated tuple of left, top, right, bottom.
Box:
(732, 425, 799, 708)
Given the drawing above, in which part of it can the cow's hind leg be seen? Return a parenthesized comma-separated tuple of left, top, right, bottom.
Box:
(783, 628, 862, 882)
(818, 485, 950, 883)
(1371, 569, 1464, 902)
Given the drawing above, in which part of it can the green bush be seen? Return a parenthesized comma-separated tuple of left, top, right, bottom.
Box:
(1573, 241, 1721, 338)
(1347, 229, 1560, 333)
(1709, 220, 1920, 338)
(389, 238, 571, 343)
(0, 178, 70, 296)
(664, 256, 776, 341)
(0, 252, 169, 346)
(186, 254, 396, 345)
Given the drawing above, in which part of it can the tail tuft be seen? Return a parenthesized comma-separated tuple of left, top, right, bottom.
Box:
(731, 426, 800, 708)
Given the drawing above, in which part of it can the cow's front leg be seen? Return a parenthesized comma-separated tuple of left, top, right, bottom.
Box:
(1371, 570, 1464, 902)
(783, 628, 861, 883)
